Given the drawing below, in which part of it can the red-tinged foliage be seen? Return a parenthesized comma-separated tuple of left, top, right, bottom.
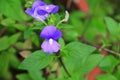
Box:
(87, 67, 104, 80)
(85, 50, 108, 80)
(100, 49, 108, 56)
(74, 0, 89, 13)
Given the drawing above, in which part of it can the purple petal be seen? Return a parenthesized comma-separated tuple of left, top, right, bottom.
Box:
(37, 10, 48, 15)
(25, 9, 34, 16)
(40, 26, 62, 40)
(48, 5, 59, 13)
(41, 39, 60, 53)
(33, 14, 49, 21)
(36, 4, 59, 13)
(34, 6, 48, 15)
(32, 0, 46, 9)
(33, 7, 49, 21)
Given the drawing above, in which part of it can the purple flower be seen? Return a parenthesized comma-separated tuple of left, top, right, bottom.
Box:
(40, 26, 62, 40)
(41, 39, 60, 53)
(40, 26, 62, 53)
(25, 0, 59, 21)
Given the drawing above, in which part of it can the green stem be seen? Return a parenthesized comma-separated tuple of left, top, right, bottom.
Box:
(103, 48, 120, 57)
(58, 57, 71, 77)
(56, 53, 71, 77)
(41, 20, 48, 26)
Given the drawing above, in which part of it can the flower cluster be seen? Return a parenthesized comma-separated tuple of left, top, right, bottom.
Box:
(25, 0, 62, 53)
(25, 0, 59, 21)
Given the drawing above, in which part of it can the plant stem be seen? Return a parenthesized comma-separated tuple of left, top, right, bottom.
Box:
(103, 48, 120, 57)
(58, 57, 71, 77)
(56, 53, 71, 77)
(79, 36, 120, 57)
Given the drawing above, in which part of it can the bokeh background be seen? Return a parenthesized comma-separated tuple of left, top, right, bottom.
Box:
(0, 0, 120, 80)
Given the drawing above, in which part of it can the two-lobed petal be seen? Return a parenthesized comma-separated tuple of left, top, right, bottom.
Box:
(41, 39, 60, 53)
(40, 26, 62, 40)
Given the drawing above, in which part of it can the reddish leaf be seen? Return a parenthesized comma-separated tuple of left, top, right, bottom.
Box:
(86, 67, 104, 80)
(74, 0, 89, 13)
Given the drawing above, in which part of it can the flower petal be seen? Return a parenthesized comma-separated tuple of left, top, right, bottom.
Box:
(25, 9, 34, 16)
(40, 26, 62, 40)
(48, 5, 59, 13)
(33, 14, 49, 21)
(41, 39, 60, 53)
(34, 4, 59, 13)
(32, 0, 46, 9)
(33, 6, 49, 21)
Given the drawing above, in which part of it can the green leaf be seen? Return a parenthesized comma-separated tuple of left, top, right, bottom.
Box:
(63, 30, 79, 41)
(96, 74, 117, 80)
(19, 50, 53, 70)
(0, 37, 10, 51)
(79, 54, 103, 74)
(8, 33, 21, 45)
(63, 42, 96, 58)
(1, 18, 15, 27)
(14, 24, 26, 31)
(0, 53, 10, 78)
(114, 66, 120, 79)
(85, 17, 106, 41)
(8, 47, 20, 68)
(16, 74, 33, 80)
(31, 32, 40, 47)
(58, 38, 65, 50)
(62, 42, 97, 77)
(99, 55, 119, 73)
(28, 70, 45, 80)
(58, 24, 74, 29)
(0, 0, 28, 21)
(105, 17, 119, 35)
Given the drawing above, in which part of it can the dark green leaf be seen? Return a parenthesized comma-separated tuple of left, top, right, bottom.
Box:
(19, 50, 53, 70)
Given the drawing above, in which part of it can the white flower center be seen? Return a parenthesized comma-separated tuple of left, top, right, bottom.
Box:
(49, 38, 53, 45)
(46, 6, 49, 10)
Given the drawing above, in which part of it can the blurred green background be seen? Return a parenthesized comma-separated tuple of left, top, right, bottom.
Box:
(0, 0, 120, 80)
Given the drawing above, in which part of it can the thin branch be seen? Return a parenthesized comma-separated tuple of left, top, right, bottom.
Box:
(103, 48, 120, 57)
(56, 53, 71, 77)
(58, 57, 71, 77)
(79, 36, 120, 57)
